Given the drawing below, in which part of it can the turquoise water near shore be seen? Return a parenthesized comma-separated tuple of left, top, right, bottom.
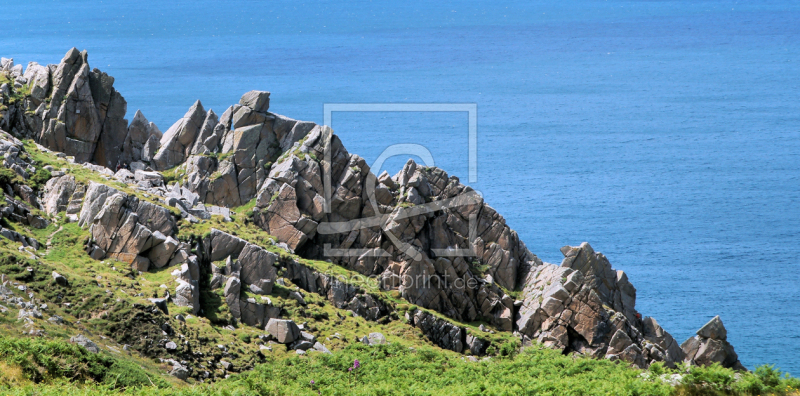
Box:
(2, 0, 799, 374)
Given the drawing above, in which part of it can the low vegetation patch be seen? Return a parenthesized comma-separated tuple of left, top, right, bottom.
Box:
(1, 338, 798, 395)
(0, 335, 167, 389)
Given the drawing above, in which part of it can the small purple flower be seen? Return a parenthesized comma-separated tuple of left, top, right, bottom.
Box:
(354, 359, 360, 369)
(310, 380, 315, 385)
(348, 367, 353, 372)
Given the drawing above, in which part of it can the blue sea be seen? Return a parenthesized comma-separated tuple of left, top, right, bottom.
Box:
(3, 0, 799, 374)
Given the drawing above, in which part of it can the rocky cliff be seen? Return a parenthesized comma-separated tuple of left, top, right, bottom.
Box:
(0, 49, 745, 375)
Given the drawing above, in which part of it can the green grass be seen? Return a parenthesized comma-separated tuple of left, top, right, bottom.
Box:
(161, 164, 186, 186)
(200, 151, 233, 163)
(0, 72, 32, 105)
(0, 167, 24, 186)
(231, 197, 259, 223)
(275, 134, 311, 164)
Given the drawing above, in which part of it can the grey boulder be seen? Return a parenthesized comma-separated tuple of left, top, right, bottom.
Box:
(239, 90, 270, 113)
(265, 318, 300, 344)
(70, 334, 99, 353)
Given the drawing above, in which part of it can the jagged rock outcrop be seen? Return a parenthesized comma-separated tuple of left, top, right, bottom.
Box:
(170, 90, 311, 208)
(201, 229, 280, 325)
(75, 181, 205, 313)
(240, 296, 281, 328)
(642, 317, 686, 367)
(515, 242, 685, 368)
(159, 184, 230, 223)
(203, 232, 392, 327)
(238, 243, 278, 289)
(91, 80, 128, 168)
(183, 155, 241, 208)
(346, 294, 390, 321)
(0, 49, 159, 169)
(221, 265, 280, 327)
(78, 182, 182, 269)
(204, 228, 247, 261)
(254, 183, 311, 251)
(682, 315, 745, 370)
(39, 50, 117, 164)
(466, 333, 490, 355)
(0, 132, 51, 246)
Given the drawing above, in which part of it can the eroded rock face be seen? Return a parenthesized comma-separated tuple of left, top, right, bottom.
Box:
(153, 100, 207, 170)
(220, 251, 395, 329)
(92, 87, 128, 168)
(240, 297, 280, 328)
(224, 276, 242, 320)
(682, 316, 745, 370)
(200, 229, 280, 325)
(253, 183, 309, 251)
(41, 63, 103, 163)
(642, 317, 686, 367)
(42, 175, 76, 215)
(346, 294, 389, 321)
(173, 256, 201, 314)
(204, 228, 247, 262)
(22, 62, 50, 106)
(282, 258, 391, 321)
(122, 110, 162, 165)
(0, 136, 50, 232)
(238, 243, 278, 287)
(515, 242, 684, 368)
(36, 50, 129, 165)
(410, 309, 465, 353)
(239, 90, 270, 113)
(184, 156, 241, 208)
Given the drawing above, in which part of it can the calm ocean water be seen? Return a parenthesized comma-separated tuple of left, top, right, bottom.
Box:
(3, 0, 799, 374)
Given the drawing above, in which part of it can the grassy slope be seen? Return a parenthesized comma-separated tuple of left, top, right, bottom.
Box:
(0, 141, 798, 395)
